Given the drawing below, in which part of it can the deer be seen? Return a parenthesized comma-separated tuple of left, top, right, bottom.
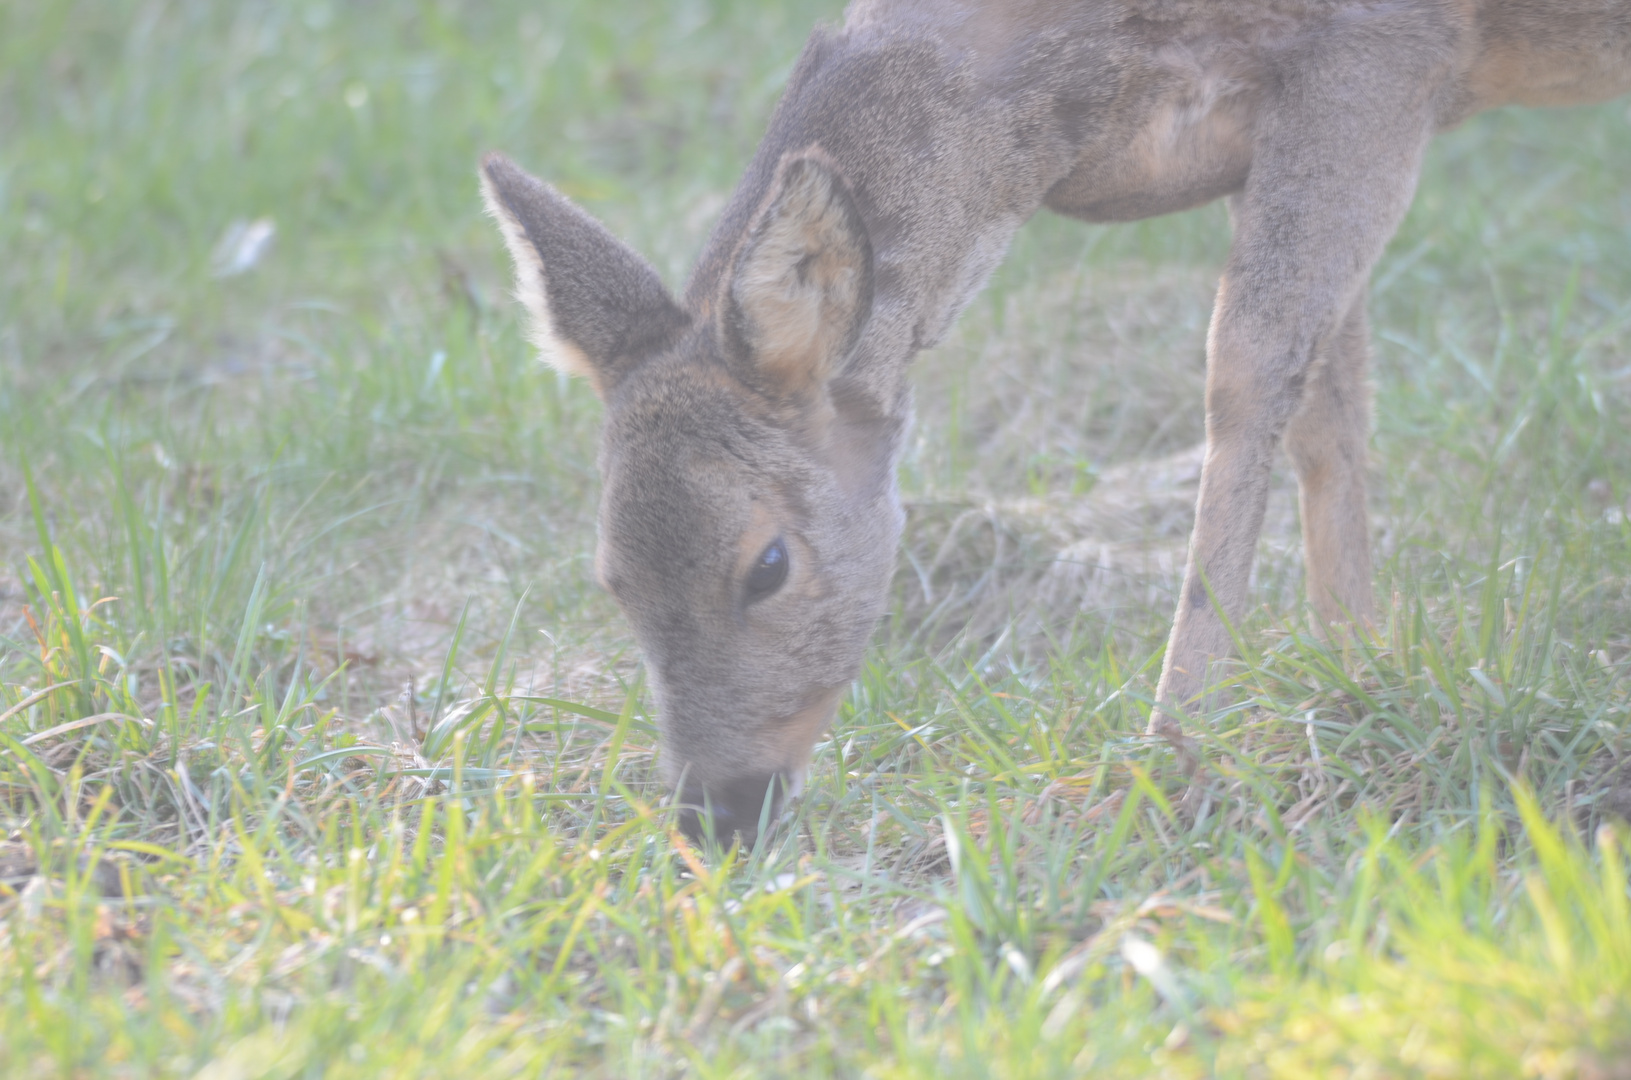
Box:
(482, 0, 1631, 845)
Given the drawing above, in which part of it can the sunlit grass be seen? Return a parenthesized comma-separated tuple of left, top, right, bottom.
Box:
(3, 1, 1630, 1076)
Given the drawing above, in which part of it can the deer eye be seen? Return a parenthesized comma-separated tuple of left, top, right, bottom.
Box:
(746, 538, 789, 600)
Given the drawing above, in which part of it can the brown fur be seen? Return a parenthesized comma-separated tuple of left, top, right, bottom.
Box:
(482, 0, 1631, 841)
(726, 152, 875, 399)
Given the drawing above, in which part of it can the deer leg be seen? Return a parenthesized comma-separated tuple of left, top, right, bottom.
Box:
(1152, 282, 1315, 742)
(1284, 293, 1376, 631)
(1149, 17, 1445, 745)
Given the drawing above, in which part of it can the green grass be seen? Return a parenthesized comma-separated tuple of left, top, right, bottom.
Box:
(3, 2, 1631, 1076)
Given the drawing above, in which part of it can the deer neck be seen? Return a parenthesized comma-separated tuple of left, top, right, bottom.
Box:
(684, 24, 1095, 422)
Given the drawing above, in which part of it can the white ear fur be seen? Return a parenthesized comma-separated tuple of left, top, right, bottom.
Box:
(479, 169, 595, 381)
(727, 152, 872, 396)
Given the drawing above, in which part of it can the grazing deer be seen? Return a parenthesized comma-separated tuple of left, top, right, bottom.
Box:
(483, 0, 1631, 844)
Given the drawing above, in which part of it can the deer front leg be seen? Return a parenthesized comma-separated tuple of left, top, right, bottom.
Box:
(1151, 280, 1312, 742)
(1153, 288, 1376, 744)
(1284, 293, 1376, 631)
(1149, 16, 1446, 745)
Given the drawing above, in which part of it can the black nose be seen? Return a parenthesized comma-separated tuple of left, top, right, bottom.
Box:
(676, 771, 790, 849)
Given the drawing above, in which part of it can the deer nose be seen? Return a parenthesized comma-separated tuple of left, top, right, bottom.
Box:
(676, 771, 792, 849)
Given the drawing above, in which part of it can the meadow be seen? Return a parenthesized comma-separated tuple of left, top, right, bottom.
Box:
(2, 1, 1630, 1075)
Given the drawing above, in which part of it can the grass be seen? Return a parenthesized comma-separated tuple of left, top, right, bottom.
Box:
(2, 1, 1630, 1076)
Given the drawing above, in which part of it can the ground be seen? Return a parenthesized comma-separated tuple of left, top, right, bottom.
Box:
(2, 2, 1630, 1076)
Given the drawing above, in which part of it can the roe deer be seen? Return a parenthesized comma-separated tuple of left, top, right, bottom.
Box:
(482, 0, 1631, 844)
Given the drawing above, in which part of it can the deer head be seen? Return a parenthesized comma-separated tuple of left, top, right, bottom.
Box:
(482, 150, 903, 847)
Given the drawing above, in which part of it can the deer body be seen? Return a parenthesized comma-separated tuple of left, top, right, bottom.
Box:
(483, 0, 1631, 842)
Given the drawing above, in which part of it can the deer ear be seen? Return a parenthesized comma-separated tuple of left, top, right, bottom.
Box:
(723, 151, 873, 399)
(481, 153, 686, 396)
